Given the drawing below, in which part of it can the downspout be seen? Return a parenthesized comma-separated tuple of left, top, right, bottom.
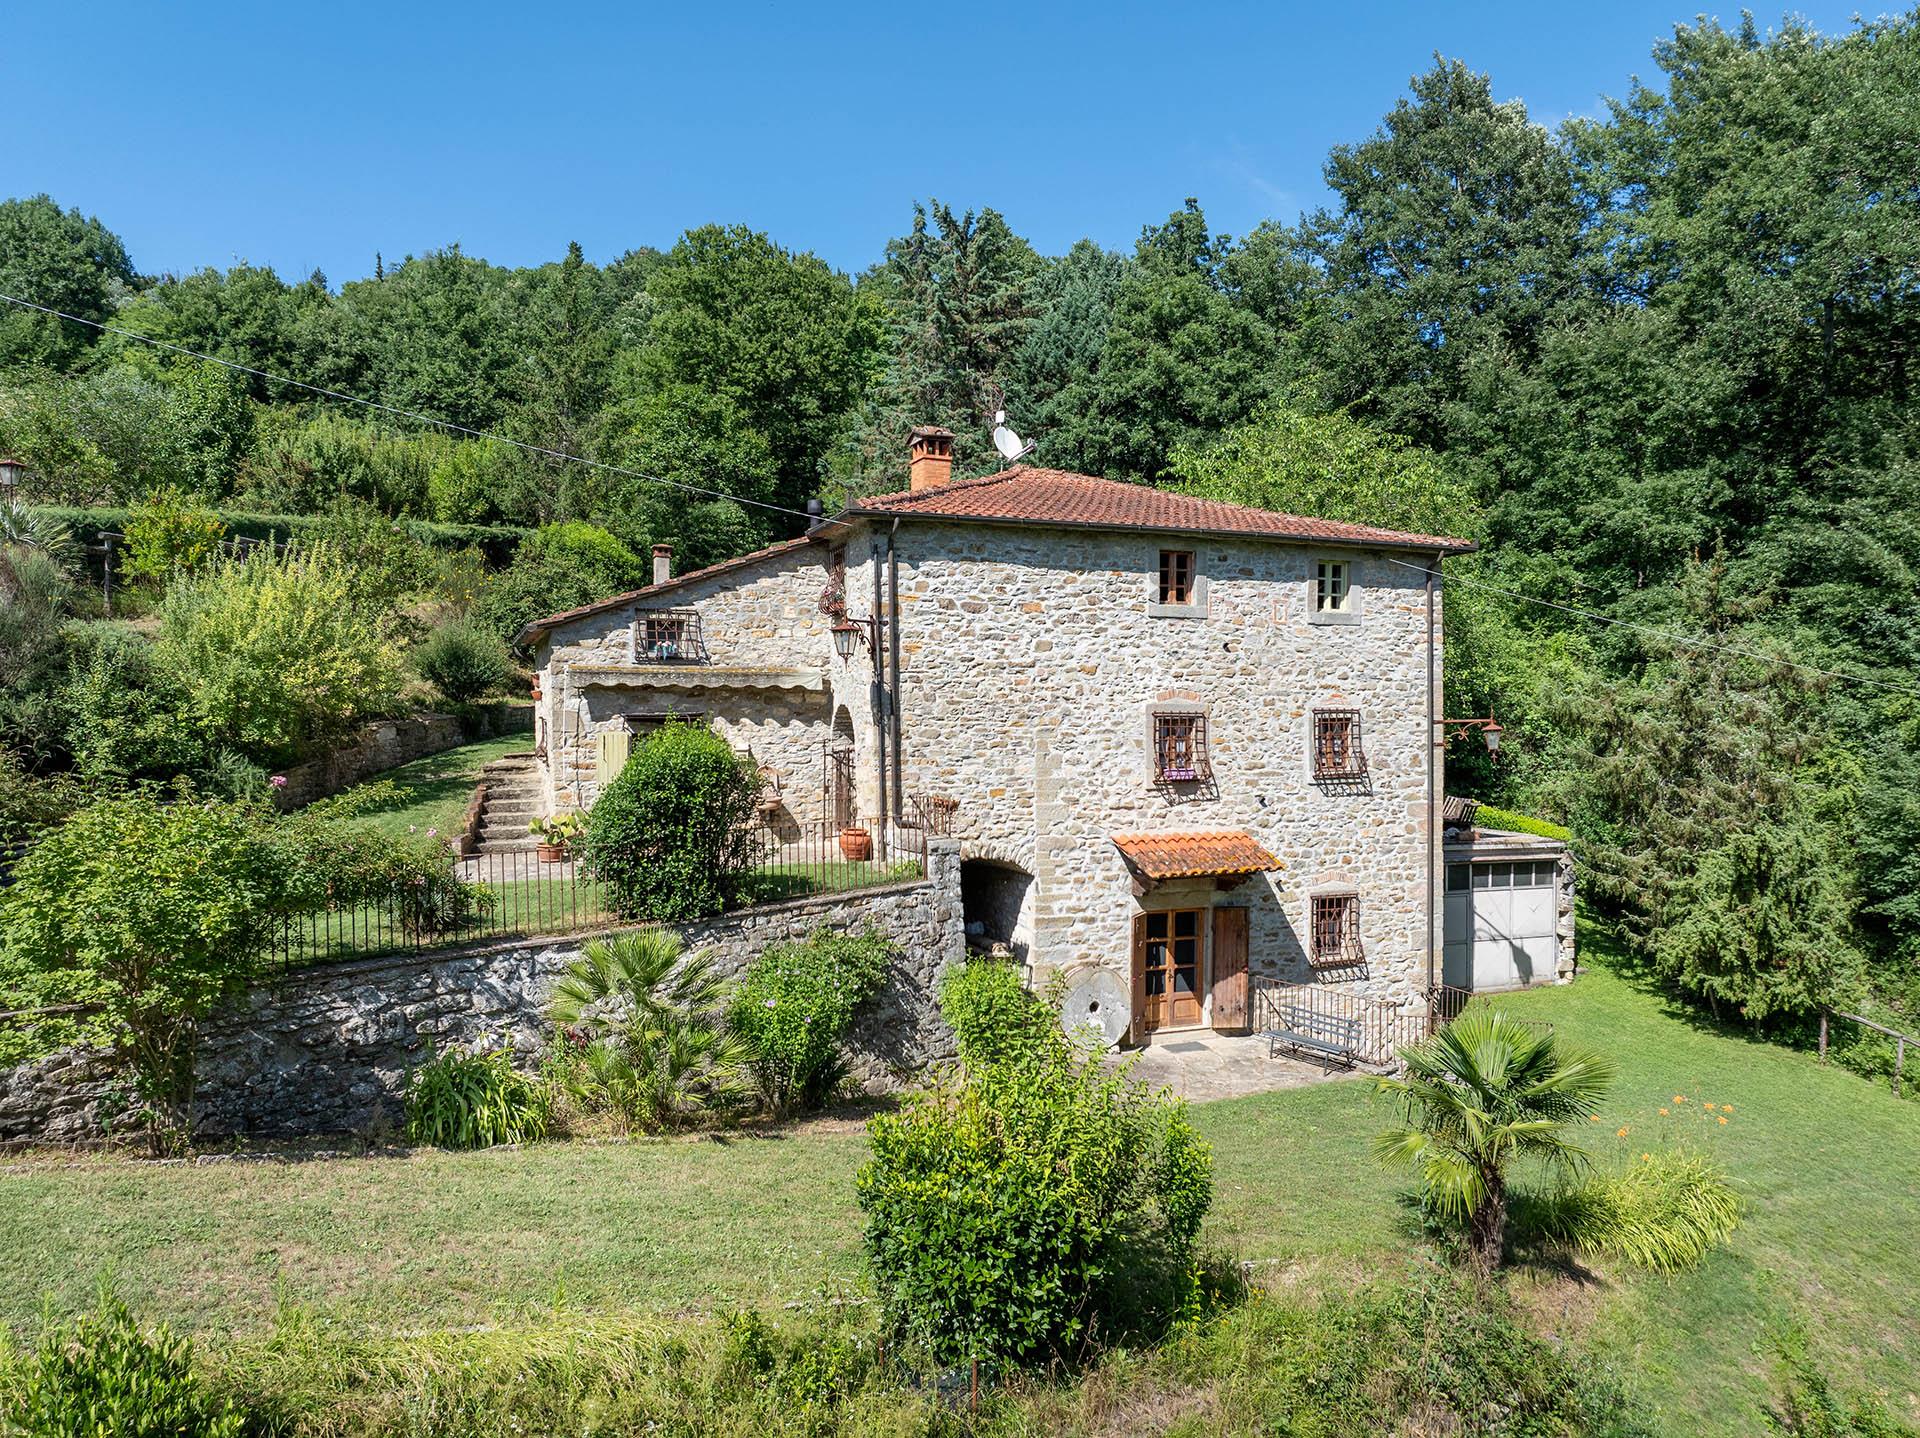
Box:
(887, 519, 904, 822)
(1424, 556, 1440, 1003)
(871, 534, 889, 862)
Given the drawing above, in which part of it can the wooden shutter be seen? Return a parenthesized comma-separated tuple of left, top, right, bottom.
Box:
(594, 728, 631, 787)
(1129, 914, 1149, 1046)
(1211, 907, 1249, 1034)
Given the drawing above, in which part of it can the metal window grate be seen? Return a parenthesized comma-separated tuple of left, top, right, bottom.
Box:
(1154, 711, 1209, 782)
(1309, 893, 1363, 968)
(632, 607, 708, 663)
(1312, 708, 1368, 779)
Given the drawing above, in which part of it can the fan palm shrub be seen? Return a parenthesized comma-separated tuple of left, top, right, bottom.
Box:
(547, 929, 750, 1130)
(1374, 1008, 1615, 1273)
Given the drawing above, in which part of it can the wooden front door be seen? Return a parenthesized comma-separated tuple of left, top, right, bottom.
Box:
(1133, 908, 1205, 1035)
(1210, 906, 1249, 1033)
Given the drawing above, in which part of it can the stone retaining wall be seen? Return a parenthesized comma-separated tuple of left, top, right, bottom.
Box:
(0, 840, 962, 1145)
(273, 704, 533, 811)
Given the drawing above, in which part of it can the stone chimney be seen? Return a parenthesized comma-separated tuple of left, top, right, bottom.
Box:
(908, 426, 955, 492)
(652, 543, 673, 586)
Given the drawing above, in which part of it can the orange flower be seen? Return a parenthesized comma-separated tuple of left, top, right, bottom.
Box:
(1718, 1115, 1729, 1125)
(1590, 1114, 1603, 1122)
(1617, 1126, 1630, 1138)
(1673, 1095, 1686, 1104)
(1641, 1152, 1652, 1162)
(1721, 1104, 1734, 1114)
(1703, 1102, 1716, 1111)
(1659, 1108, 1670, 1116)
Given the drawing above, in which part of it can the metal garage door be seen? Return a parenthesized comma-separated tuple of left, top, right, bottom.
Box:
(1443, 860, 1558, 991)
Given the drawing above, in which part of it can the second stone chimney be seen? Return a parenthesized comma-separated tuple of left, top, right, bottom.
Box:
(652, 543, 673, 586)
(908, 425, 955, 493)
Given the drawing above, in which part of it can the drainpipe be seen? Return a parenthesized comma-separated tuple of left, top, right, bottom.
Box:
(886, 519, 904, 821)
(1424, 557, 1440, 1003)
(871, 535, 889, 862)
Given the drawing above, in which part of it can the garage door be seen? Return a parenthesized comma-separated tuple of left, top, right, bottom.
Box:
(1443, 860, 1558, 991)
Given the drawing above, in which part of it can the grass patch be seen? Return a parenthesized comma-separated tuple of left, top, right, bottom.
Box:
(333, 732, 528, 841)
(3, 954, 1914, 1434)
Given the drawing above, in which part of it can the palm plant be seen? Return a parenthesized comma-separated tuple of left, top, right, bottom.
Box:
(0, 501, 78, 573)
(547, 929, 751, 1130)
(1373, 1007, 1615, 1273)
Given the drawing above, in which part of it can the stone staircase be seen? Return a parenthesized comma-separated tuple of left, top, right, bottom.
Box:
(474, 755, 545, 853)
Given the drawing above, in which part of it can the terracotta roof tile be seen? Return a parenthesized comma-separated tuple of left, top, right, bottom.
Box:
(1111, 831, 1282, 880)
(842, 466, 1473, 552)
(514, 536, 816, 647)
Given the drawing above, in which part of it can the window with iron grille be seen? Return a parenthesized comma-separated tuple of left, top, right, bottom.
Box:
(1153, 711, 1209, 782)
(634, 607, 707, 662)
(1312, 708, 1368, 779)
(1310, 893, 1363, 967)
(1158, 549, 1195, 605)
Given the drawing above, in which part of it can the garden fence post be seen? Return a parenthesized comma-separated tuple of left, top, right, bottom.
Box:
(1897, 1036, 1905, 1099)
(1819, 1011, 1828, 1062)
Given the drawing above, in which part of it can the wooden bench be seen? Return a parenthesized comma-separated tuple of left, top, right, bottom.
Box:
(1261, 1003, 1362, 1068)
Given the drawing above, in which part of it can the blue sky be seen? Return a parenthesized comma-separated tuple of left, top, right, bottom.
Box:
(4, 2, 1880, 284)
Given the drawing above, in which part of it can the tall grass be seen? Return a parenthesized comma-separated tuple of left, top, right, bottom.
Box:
(402, 1043, 551, 1149)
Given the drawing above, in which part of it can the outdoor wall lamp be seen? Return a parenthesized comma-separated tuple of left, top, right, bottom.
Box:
(831, 616, 877, 660)
(1442, 716, 1504, 754)
(0, 456, 25, 496)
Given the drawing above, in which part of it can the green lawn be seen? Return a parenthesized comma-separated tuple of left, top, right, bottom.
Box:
(3, 961, 1914, 1433)
(335, 732, 530, 840)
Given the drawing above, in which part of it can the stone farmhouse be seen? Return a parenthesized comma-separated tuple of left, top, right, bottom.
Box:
(518, 428, 1566, 1043)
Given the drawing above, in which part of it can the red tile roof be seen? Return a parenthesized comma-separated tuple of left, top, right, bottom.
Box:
(841, 466, 1474, 552)
(514, 536, 816, 647)
(1111, 831, 1282, 880)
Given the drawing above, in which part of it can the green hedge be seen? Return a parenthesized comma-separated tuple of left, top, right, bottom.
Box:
(1471, 803, 1573, 843)
(29, 507, 530, 566)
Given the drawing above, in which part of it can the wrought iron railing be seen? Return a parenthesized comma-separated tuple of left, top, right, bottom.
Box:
(1249, 977, 1428, 1067)
(632, 607, 708, 663)
(269, 816, 928, 969)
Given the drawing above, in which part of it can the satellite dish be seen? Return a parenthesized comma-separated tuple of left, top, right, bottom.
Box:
(992, 409, 1035, 464)
(1059, 966, 1129, 1051)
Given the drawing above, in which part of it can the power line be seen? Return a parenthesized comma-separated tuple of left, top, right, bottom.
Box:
(1390, 554, 1918, 696)
(0, 291, 840, 527)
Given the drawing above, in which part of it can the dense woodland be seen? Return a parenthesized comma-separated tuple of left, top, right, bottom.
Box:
(1, 15, 1915, 1035)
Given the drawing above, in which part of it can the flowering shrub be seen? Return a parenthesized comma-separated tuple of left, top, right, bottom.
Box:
(728, 928, 893, 1116)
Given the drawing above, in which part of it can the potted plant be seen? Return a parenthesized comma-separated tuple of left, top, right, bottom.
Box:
(528, 812, 585, 863)
(838, 825, 872, 862)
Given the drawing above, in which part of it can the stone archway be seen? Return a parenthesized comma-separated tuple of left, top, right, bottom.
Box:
(961, 857, 1036, 961)
(828, 705, 855, 829)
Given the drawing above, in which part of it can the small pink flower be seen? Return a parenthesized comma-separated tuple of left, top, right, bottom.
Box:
(426, 828, 438, 838)
(269, 775, 288, 789)
(408, 825, 417, 833)
(765, 998, 776, 1008)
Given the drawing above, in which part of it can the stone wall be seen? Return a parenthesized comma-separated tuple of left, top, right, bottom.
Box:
(885, 522, 1443, 1012)
(0, 841, 963, 1146)
(533, 543, 839, 816)
(274, 705, 532, 811)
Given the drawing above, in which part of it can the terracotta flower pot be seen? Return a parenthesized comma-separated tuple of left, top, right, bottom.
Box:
(838, 827, 872, 862)
(536, 842, 567, 863)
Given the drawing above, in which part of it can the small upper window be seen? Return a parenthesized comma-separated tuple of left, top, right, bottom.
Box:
(1153, 711, 1209, 783)
(1158, 549, 1195, 605)
(1315, 560, 1351, 615)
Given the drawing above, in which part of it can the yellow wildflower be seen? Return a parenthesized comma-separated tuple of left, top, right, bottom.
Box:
(1617, 1126, 1630, 1138)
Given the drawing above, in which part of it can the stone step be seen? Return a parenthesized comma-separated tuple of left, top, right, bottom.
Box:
(483, 799, 542, 817)
(482, 823, 543, 840)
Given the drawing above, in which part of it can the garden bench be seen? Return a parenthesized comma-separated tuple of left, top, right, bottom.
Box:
(1261, 1003, 1362, 1069)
